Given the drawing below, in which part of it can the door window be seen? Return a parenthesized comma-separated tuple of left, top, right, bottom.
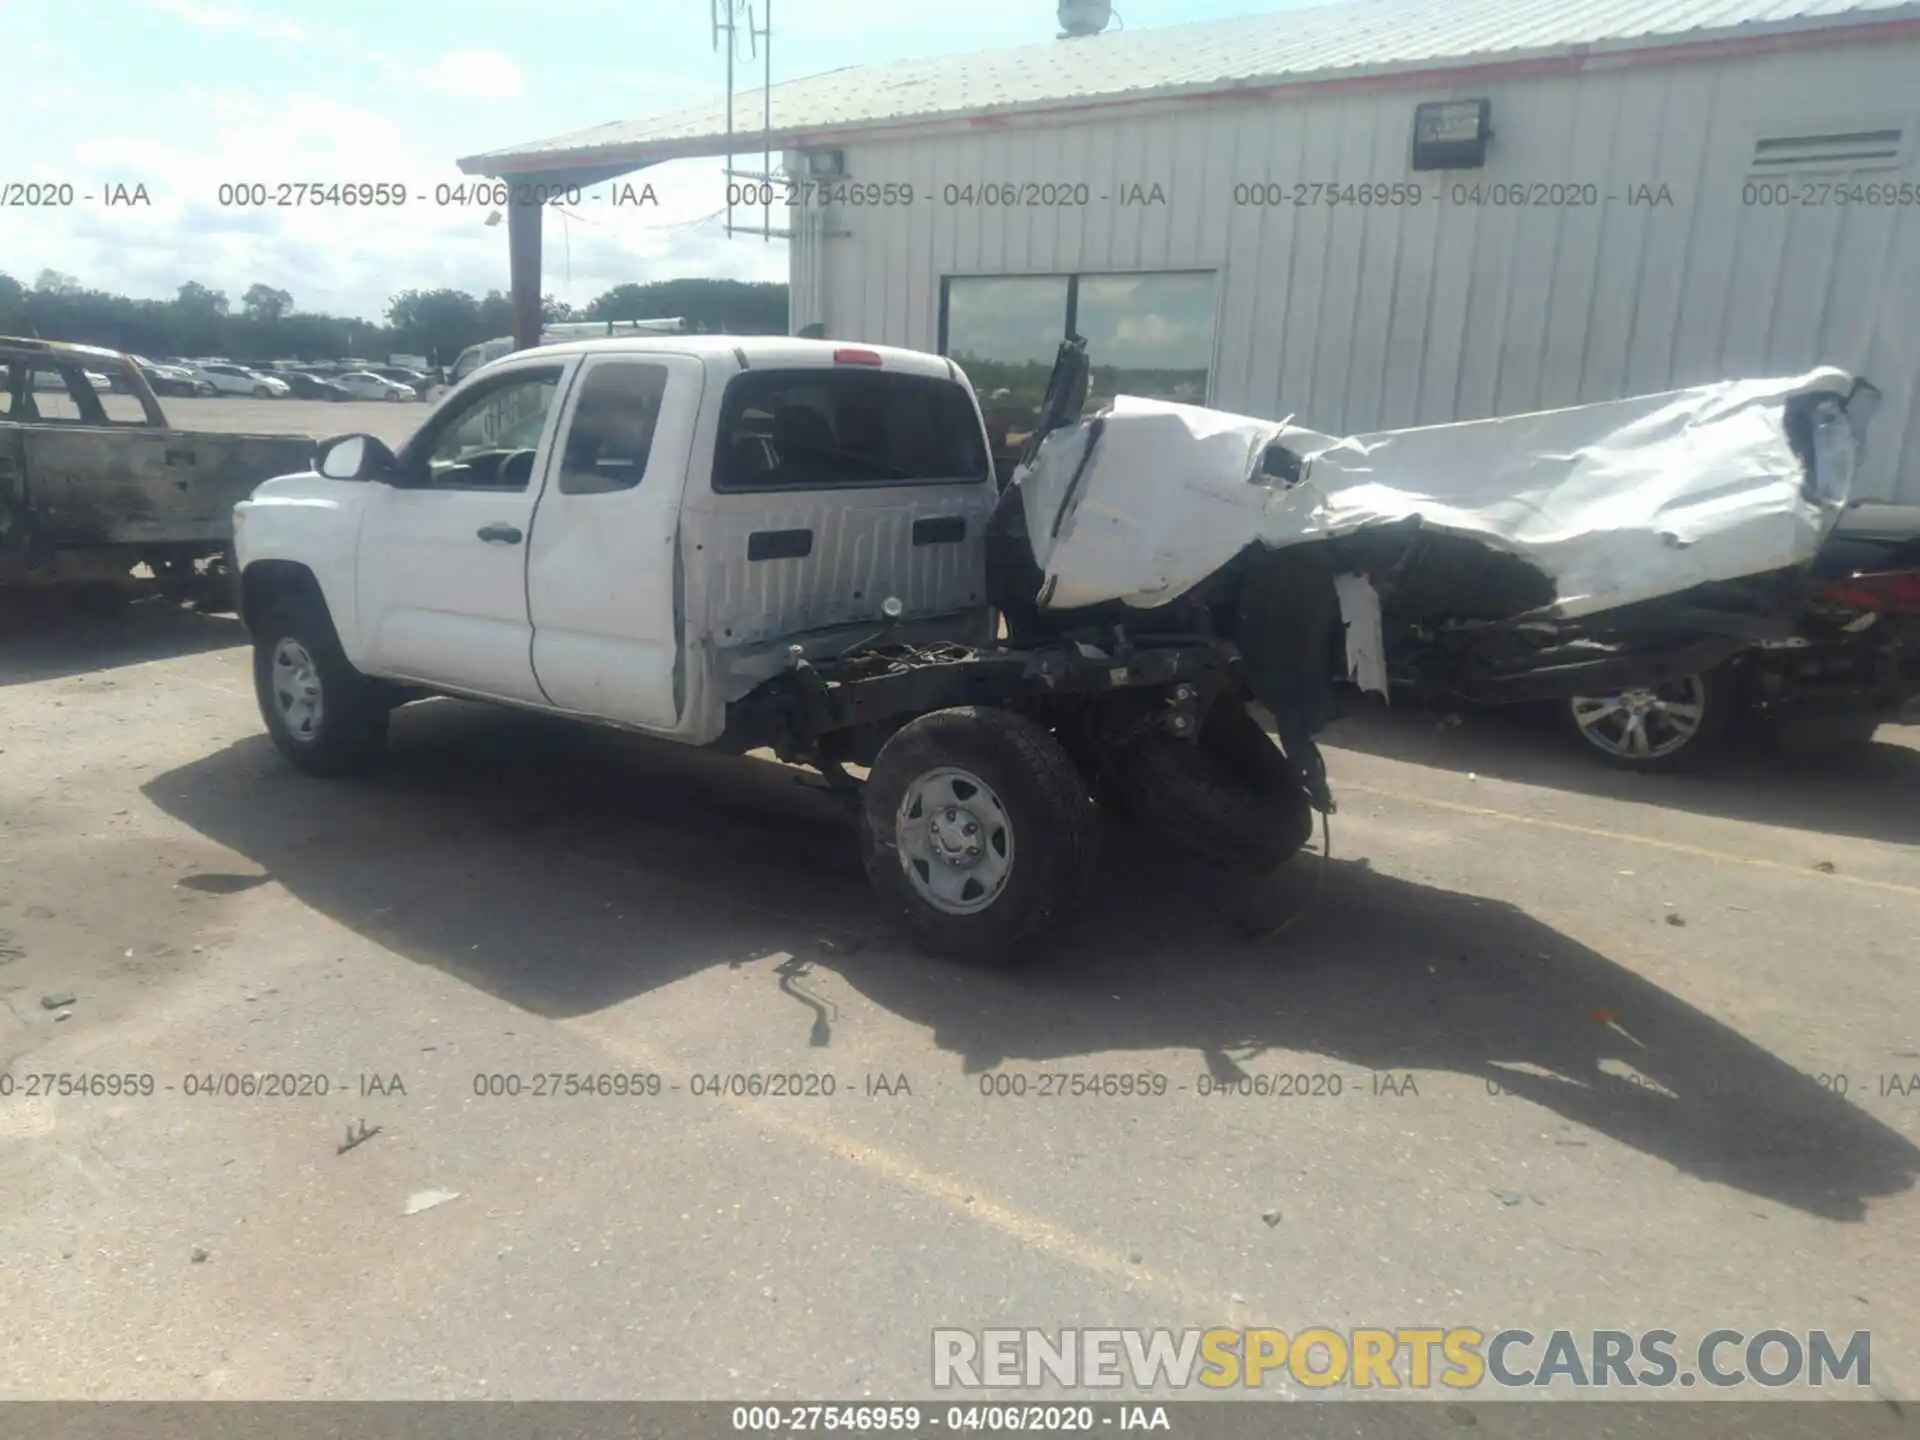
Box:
(406, 367, 563, 491)
(711, 369, 988, 492)
(557, 361, 669, 494)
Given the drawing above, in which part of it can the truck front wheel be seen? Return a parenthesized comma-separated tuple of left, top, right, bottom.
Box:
(861, 707, 1099, 965)
(251, 599, 389, 776)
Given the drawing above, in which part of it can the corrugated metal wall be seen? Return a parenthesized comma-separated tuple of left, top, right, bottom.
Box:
(791, 39, 1920, 504)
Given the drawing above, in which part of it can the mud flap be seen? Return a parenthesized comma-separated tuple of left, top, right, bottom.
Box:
(1231, 548, 1341, 814)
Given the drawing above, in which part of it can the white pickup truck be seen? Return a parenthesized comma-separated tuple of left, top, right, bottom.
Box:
(233, 333, 1874, 962)
(235, 335, 1314, 963)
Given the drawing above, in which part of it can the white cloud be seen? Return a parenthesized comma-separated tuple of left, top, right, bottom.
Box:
(421, 50, 527, 99)
(144, 0, 307, 42)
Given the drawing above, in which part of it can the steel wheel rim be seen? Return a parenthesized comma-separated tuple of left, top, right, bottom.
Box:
(1569, 676, 1707, 760)
(895, 766, 1014, 915)
(271, 638, 324, 742)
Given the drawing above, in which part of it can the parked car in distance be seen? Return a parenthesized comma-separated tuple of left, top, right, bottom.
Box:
(363, 365, 434, 398)
(30, 366, 111, 392)
(122, 355, 200, 397)
(329, 370, 419, 402)
(280, 370, 351, 401)
(191, 362, 291, 399)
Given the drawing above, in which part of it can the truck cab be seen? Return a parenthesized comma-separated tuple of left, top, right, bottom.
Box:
(235, 335, 1000, 746)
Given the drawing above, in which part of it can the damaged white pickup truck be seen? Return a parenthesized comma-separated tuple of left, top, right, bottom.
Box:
(232, 334, 1876, 963)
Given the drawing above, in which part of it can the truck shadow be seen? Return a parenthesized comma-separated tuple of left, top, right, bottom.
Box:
(1322, 698, 1920, 849)
(841, 836, 1920, 1222)
(0, 594, 244, 687)
(144, 700, 1919, 1223)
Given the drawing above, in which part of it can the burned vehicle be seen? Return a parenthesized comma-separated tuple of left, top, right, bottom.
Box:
(1, 337, 313, 607)
(232, 334, 1875, 964)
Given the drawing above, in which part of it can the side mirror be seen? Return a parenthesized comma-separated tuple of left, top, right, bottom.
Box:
(314, 433, 397, 482)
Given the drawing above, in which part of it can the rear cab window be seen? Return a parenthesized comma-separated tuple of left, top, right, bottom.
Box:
(712, 368, 989, 492)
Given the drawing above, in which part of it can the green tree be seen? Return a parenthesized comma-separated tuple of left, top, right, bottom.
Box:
(586, 278, 786, 333)
(0, 273, 789, 363)
(175, 281, 229, 316)
(241, 283, 294, 322)
(0, 272, 30, 333)
(386, 287, 485, 366)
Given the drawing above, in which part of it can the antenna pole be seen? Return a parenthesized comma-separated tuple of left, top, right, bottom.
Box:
(761, 0, 772, 241)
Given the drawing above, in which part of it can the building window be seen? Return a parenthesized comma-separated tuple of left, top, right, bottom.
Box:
(940, 271, 1216, 456)
(1074, 273, 1216, 412)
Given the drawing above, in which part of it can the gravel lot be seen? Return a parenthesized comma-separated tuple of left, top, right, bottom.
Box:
(1, 600, 1917, 1406)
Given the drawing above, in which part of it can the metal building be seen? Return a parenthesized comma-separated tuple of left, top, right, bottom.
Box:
(463, 0, 1920, 503)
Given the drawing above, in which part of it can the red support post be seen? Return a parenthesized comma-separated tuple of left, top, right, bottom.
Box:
(507, 194, 543, 353)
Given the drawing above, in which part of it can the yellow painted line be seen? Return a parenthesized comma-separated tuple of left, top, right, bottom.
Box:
(1341, 781, 1920, 901)
(570, 1015, 1244, 1323)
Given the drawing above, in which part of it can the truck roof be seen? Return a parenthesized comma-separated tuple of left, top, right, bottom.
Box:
(0, 335, 134, 366)
(516, 334, 962, 380)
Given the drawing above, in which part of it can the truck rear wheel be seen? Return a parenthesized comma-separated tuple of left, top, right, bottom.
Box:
(861, 707, 1099, 965)
(251, 598, 388, 776)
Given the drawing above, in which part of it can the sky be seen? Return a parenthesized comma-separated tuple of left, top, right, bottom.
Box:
(1, 0, 1286, 322)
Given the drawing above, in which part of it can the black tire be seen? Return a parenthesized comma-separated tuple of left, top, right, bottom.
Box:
(1563, 665, 1736, 772)
(251, 597, 388, 776)
(196, 381, 216, 396)
(861, 707, 1099, 966)
(1107, 696, 1315, 874)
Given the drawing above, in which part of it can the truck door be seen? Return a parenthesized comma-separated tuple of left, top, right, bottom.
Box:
(692, 355, 998, 709)
(525, 352, 702, 730)
(354, 360, 569, 703)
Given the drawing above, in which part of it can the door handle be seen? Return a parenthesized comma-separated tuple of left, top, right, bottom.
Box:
(476, 523, 523, 545)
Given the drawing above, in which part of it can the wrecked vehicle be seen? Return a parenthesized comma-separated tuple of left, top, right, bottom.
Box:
(1555, 507, 1920, 768)
(1004, 348, 1880, 770)
(231, 334, 1875, 963)
(1, 338, 314, 608)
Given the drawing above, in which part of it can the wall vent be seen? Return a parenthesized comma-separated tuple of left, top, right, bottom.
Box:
(1749, 125, 1907, 174)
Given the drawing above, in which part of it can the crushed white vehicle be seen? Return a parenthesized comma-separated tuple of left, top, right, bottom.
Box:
(233, 334, 1877, 964)
(1021, 369, 1872, 621)
(997, 341, 1879, 774)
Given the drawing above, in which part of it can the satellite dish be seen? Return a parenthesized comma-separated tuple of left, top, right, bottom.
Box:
(1057, 0, 1111, 37)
